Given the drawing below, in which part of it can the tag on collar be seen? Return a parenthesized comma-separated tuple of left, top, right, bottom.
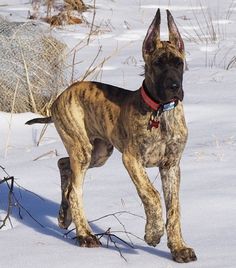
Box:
(147, 100, 178, 131)
(163, 100, 177, 112)
(148, 110, 160, 130)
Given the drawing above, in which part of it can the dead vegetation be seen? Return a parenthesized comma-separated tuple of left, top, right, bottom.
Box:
(45, 10, 83, 26)
(0, 164, 143, 262)
(29, 0, 87, 26)
(64, 0, 87, 11)
(226, 56, 236, 70)
(0, 17, 67, 115)
(0, 165, 45, 229)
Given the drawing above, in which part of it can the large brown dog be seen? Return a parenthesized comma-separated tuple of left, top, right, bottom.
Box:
(26, 9, 196, 263)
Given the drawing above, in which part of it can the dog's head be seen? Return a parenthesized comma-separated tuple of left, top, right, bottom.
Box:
(142, 9, 185, 104)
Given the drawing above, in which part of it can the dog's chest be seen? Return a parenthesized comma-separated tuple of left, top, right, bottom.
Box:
(134, 108, 187, 167)
(139, 136, 166, 167)
(136, 125, 168, 167)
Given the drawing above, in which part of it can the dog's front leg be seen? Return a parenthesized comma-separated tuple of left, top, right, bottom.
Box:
(159, 164, 197, 262)
(122, 150, 164, 247)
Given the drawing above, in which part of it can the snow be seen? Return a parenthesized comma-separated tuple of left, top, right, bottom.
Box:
(0, 0, 236, 267)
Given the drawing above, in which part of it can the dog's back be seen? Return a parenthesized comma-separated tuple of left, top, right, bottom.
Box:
(51, 81, 136, 150)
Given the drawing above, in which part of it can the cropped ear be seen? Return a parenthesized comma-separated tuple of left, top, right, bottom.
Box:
(167, 10, 184, 52)
(142, 9, 161, 57)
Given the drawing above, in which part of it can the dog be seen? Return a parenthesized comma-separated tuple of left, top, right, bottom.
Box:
(26, 9, 197, 263)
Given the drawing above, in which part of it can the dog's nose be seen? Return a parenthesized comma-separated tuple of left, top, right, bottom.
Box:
(170, 82, 180, 91)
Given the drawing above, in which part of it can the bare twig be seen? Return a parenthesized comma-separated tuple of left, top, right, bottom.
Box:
(46, 0, 54, 19)
(4, 79, 20, 158)
(36, 124, 49, 146)
(65, 0, 87, 11)
(226, 0, 236, 20)
(87, 0, 96, 45)
(0, 165, 45, 229)
(112, 230, 144, 242)
(95, 227, 134, 262)
(64, 209, 144, 262)
(18, 39, 38, 114)
(0, 176, 14, 228)
(90, 211, 144, 246)
(64, 210, 144, 237)
(226, 56, 236, 70)
(71, 48, 77, 84)
(14, 181, 45, 201)
(89, 210, 145, 223)
(80, 45, 102, 81)
(0, 176, 13, 185)
(33, 150, 58, 161)
(80, 41, 133, 82)
(29, 0, 41, 20)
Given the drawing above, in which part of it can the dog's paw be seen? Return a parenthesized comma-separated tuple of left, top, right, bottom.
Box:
(58, 205, 72, 229)
(144, 219, 164, 247)
(144, 228, 164, 247)
(77, 235, 101, 248)
(172, 247, 197, 263)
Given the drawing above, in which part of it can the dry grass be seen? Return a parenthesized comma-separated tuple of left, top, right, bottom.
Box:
(179, 1, 236, 69)
(181, 0, 236, 44)
(45, 11, 83, 26)
(64, 0, 87, 12)
(226, 56, 236, 70)
(4, 80, 20, 158)
(182, 4, 220, 44)
(29, 0, 88, 26)
(0, 18, 67, 115)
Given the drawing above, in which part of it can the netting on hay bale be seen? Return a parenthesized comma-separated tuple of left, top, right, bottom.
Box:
(0, 17, 67, 115)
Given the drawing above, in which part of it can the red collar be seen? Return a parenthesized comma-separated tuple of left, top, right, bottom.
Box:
(140, 83, 161, 111)
(140, 82, 178, 112)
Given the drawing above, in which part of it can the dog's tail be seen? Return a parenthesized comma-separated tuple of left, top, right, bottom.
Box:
(25, 116, 53, 125)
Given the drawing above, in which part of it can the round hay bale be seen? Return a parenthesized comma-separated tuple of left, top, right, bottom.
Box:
(0, 17, 67, 115)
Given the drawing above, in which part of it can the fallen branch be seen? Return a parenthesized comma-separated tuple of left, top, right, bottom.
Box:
(0, 165, 45, 229)
(64, 210, 144, 261)
(64, 210, 144, 237)
(95, 227, 133, 262)
(110, 230, 144, 243)
(0, 175, 14, 229)
(33, 150, 58, 161)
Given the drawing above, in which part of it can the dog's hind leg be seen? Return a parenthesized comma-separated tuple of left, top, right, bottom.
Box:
(66, 141, 101, 247)
(53, 108, 100, 246)
(89, 139, 114, 168)
(57, 139, 113, 236)
(57, 157, 72, 229)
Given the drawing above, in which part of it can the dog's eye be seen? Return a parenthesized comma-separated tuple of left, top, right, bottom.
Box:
(175, 59, 183, 67)
(154, 58, 164, 66)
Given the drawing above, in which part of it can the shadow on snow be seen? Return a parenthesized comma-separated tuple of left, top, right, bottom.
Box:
(0, 183, 171, 261)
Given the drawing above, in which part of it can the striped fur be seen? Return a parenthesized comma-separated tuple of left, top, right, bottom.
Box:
(26, 9, 196, 263)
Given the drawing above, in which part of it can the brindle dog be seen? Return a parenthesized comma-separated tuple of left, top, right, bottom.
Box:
(26, 9, 197, 263)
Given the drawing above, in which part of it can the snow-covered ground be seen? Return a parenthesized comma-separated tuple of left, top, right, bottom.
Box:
(0, 1, 236, 267)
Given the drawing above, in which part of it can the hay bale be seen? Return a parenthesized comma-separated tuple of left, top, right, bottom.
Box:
(0, 17, 67, 115)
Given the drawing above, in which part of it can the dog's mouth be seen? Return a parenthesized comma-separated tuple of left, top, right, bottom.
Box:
(158, 93, 183, 104)
(164, 88, 184, 103)
(173, 94, 183, 102)
(175, 90, 184, 102)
